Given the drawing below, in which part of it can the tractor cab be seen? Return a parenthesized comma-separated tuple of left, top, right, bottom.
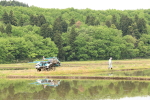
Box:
(35, 57, 60, 71)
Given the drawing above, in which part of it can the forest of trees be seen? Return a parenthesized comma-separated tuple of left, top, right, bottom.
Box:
(0, 0, 28, 7)
(0, 0, 150, 63)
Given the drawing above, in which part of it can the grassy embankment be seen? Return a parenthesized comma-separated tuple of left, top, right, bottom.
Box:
(0, 59, 150, 79)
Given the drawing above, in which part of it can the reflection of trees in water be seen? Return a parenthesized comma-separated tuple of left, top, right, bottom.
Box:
(72, 80, 78, 94)
(113, 81, 149, 98)
(78, 85, 84, 92)
(134, 71, 144, 76)
(108, 82, 114, 89)
(8, 84, 14, 96)
(123, 81, 136, 93)
(56, 81, 71, 98)
(7, 84, 15, 100)
(1, 80, 150, 100)
(73, 80, 78, 87)
(114, 84, 120, 94)
(86, 81, 150, 99)
(32, 82, 57, 100)
(122, 69, 150, 76)
(138, 82, 148, 92)
(33, 87, 50, 100)
(88, 86, 100, 96)
(72, 87, 78, 94)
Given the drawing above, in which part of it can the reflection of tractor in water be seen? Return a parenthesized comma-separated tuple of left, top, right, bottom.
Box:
(30, 79, 61, 88)
(35, 57, 61, 71)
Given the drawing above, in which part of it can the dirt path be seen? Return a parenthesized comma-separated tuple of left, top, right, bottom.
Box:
(6, 75, 150, 81)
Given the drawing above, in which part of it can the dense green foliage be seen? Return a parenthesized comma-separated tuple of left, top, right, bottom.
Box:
(0, 0, 150, 63)
(0, 0, 29, 7)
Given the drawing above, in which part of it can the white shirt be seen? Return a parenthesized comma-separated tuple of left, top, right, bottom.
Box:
(109, 58, 112, 64)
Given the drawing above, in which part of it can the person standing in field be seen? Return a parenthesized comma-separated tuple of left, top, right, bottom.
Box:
(43, 56, 45, 60)
(108, 57, 112, 69)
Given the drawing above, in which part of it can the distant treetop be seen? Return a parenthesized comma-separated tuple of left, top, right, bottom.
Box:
(0, 0, 29, 7)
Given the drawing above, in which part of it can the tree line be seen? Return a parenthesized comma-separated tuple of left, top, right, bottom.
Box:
(0, 1, 150, 63)
(0, 0, 29, 7)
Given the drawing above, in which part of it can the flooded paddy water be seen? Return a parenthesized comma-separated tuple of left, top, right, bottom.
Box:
(98, 68, 150, 77)
(1, 77, 150, 100)
(1, 60, 150, 100)
(2, 68, 150, 100)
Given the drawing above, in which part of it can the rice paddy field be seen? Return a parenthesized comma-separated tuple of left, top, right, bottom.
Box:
(0, 59, 150, 79)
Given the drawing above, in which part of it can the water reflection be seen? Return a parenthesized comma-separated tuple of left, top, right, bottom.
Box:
(99, 69, 150, 77)
(30, 79, 61, 88)
(120, 69, 150, 76)
(0, 79, 150, 100)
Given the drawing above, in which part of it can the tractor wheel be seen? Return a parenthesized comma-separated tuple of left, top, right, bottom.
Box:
(52, 67, 56, 71)
(37, 69, 41, 72)
(46, 68, 49, 71)
(49, 65, 53, 71)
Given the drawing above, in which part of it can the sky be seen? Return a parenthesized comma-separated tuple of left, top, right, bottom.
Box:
(14, 0, 150, 10)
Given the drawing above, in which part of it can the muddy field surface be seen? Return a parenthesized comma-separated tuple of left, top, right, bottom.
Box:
(6, 75, 150, 81)
(0, 59, 150, 80)
(0, 67, 30, 70)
